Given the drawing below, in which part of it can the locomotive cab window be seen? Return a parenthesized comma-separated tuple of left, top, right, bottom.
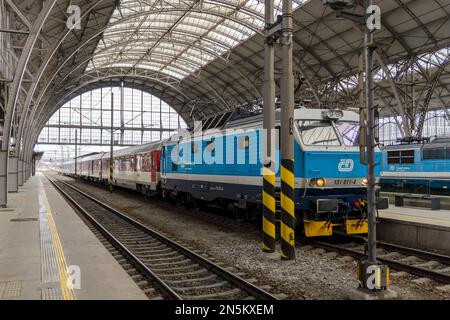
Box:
(297, 120, 340, 146)
(387, 150, 414, 164)
(335, 122, 360, 146)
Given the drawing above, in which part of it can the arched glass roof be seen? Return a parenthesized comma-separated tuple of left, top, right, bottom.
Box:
(87, 0, 306, 79)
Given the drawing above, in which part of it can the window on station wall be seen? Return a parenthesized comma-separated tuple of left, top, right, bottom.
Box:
(378, 110, 450, 146)
(35, 86, 187, 163)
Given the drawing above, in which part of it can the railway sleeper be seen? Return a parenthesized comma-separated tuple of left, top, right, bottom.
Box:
(182, 288, 243, 300)
(132, 247, 173, 254)
(164, 274, 218, 285)
(114, 233, 150, 239)
(150, 263, 201, 273)
(170, 281, 230, 292)
(159, 269, 210, 279)
(145, 258, 192, 268)
(124, 240, 161, 246)
(140, 254, 186, 263)
(127, 244, 169, 251)
(139, 251, 180, 259)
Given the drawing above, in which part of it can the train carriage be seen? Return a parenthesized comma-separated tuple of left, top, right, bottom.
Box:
(79, 153, 104, 181)
(62, 107, 380, 237)
(100, 141, 163, 193)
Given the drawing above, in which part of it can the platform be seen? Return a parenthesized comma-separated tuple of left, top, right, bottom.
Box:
(377, 206, 450, 255)
(0, 173, 147, 300)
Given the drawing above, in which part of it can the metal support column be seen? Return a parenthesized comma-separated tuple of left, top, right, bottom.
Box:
(120, 85, 124, 145)
(74, 129, 78, 176)
(356, 0, 390, 291)
(279, 0, 296, 260)
(0, 151, 7, 207)
(365, 23, 377, 265)
(262, 0, 276, 253)
(109, 92, 114, 193)
(7, 156, 18, 192)
(359, 53, 366, 164)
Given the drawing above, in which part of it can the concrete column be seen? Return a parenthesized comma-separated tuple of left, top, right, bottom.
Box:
(18, 160, 24, 186)
(25, 162, 30, 181)
(23, 164, 27, 182)
(0, 151, 7, 207)
(7, 156, 18, 193)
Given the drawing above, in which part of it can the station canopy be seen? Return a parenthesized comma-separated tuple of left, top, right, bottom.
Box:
(11, 0, 450, 132)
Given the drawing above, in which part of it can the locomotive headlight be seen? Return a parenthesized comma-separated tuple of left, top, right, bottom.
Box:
(316, 178, 326, 187)
(362, 178, 368, 186)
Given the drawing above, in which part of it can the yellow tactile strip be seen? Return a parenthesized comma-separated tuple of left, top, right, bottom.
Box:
(38, 180, 77, 300)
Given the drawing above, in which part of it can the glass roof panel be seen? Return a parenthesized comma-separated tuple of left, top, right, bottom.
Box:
(87, 0, 309, 79)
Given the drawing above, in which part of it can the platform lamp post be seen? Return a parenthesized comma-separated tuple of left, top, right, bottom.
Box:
(109, 92, 114, 194)
(74, 129, 78, 177)
(322, 0, 391, 293)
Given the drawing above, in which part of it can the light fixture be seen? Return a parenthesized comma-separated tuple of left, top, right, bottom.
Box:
(309, 178, 326, 187)
(322, 0, 356, 10)
(322, 109, 344, 120)
(362, 178, 368, 186)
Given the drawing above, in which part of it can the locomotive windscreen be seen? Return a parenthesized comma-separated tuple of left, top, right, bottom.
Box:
(297, 120, 340, 146)
(335, 122, 360, 146)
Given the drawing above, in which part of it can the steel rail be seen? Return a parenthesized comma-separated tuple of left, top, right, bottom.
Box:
(46, 175, 181, 299)
(46, 174, 278, 300)
(335, 232, 450, 266)
(304, 238, 450, 285)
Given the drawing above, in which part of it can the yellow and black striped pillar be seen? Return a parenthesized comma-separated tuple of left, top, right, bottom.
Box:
(262, 162, 276, 252)
(280, 158, 295, 260)
(109, 164, 113, 193)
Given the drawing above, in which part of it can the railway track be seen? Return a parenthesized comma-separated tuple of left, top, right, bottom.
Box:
(305, 234, 450, 285)
(46, 175, 278, 300)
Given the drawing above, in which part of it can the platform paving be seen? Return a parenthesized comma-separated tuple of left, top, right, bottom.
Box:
(0, 172, 148, 300)
(378, 206, 450, 255)
(379, 206, 450, 228)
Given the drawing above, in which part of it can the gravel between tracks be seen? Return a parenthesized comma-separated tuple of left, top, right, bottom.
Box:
(58, 175, 450, 300)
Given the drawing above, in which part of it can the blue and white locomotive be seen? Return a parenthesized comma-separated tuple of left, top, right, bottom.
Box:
(160, 107, 379, 236)
(380, 136, 450, 196)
